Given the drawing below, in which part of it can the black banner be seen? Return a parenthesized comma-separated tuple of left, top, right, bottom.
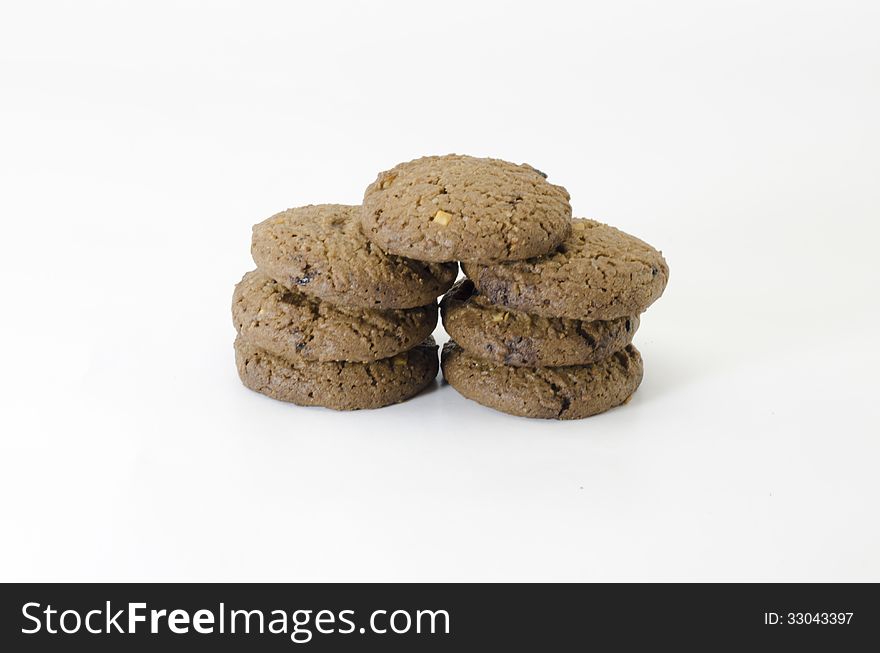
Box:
(1, 583, 876, 650)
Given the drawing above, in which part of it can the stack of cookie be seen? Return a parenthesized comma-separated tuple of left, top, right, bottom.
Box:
(233, 154, 668, 418)
(232, 204, 457, 410)
(359, 155, 669, 420)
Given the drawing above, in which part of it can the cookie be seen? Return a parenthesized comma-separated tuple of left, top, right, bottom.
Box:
(440, 279, 638, 367)
(441, 341, 643, 420)
(233, 270, 438, 363)
(462, 219, 668, 321)
(235, 336, 439, 410)
(361, 155, 572, 263)
(251, 204, 458, 309)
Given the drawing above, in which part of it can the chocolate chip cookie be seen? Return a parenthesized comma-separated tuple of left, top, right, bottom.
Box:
(361, 155, 572, 263)
(440, 279, 638, 367)
(251, 204, 457, 309)
(233, 270, 438, 363)
(235, 336, 439, 410)
(441, 341, 643, 420)
(462, 219, 668, 321)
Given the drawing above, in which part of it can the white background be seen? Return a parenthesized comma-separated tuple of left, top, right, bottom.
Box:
(1, 1, 878, 582)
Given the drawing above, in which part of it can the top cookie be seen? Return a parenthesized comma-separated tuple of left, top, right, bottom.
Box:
(361, 155, 572, 263)
(251, 204, 458, 309)
(462, 219, 669, 321)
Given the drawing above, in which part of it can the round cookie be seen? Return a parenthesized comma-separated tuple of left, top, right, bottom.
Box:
(361, 154, 572, 263)
(235, 336, 439, 410)
(251, 204, 458, 309)
(441, 340, 643, 420)
(440, 279, 638, 367)
(233, 270, 438, 363)
(462, 218, 669, 321)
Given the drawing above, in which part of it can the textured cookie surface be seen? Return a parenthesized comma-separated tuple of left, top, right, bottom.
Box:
(361, 155, 572, 263)
(463, 219, 668, 321)
(235, 336, 439, 410)
(251, 204, 458, 309)
(233, 270, 438, 363)
(440, 279, 638, 367)
(441, 341, 643, 420)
